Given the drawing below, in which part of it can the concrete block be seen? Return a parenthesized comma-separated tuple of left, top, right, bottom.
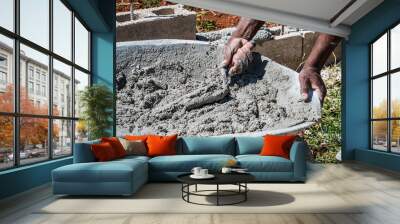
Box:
(116, 5, 196, 42)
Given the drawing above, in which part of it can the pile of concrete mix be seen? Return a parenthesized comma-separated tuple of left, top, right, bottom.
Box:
(116, 39, 321, 136)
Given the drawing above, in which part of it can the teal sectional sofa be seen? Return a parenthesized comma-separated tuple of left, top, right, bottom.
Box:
(52, 136, 308, 196)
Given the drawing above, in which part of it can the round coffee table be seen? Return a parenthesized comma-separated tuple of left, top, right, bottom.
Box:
(177, 173, 255, 206)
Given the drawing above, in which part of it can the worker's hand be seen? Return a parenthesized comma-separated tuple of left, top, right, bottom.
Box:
(299, 66, 326, 104)
(221, 37, 255, 75)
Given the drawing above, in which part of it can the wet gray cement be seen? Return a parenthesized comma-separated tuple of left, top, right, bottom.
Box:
(116, 39, 321, 136)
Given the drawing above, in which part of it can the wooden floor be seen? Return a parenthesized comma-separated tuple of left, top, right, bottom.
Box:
(1, 162, 400, 224)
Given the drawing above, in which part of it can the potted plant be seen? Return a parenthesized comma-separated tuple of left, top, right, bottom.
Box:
(79, 84, 113, 140)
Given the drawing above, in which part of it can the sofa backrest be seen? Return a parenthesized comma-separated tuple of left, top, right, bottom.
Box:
(73, 140, 100, 163)
(177, 136, 236, 155)
(235, 137, 264, 155)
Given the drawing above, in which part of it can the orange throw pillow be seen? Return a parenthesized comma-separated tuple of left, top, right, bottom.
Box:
(91, 142, 118, 162)
(124, 135, 149, 141)
(259, 135, 297, 159)
(101, 137, 127, 158)
(146, 134, 178, 157)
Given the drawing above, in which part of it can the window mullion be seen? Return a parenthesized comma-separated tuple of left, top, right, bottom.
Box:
(388, 30, 391, 153)
(71, 10, 76, 155)
(48, 0, 54, 160)
(13, 0, 20, 167)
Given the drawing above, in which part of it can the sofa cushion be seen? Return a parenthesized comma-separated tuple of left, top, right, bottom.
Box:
(177, 137, 235, 155)
(53, 158, 147, 183)
(236, 155, 293, 172)
(149, 154, 235, 172)
(147, 134, 178, 157)
(91, 142, 118, 161)
(119, 138, 147, 156)
(235, 137, 264, 155)
(101, 137, 127, 158)
(259, 135, 297, 159)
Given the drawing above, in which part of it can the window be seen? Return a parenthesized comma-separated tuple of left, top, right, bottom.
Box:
(0, 71, 7, 85)
(28, 67, 34, 80)
(53, 59, 72, 117)
(0, 54, 7, 86)
(0, 116, 14, 170)
(75, 18, 90, 70)
(371, 23, 400, 154)
(53, 0, 72, 60)
(0, 55, 7, 67)
(20, 0, 49, 49)
(0, 0, 91, 170)
(42, 85, 46, 97)
(0, 0, 14, 32)
(28, 81, 34, 94)
(74, 69, 89, 118)
(0, 35, 13, 113)
(53, 119, 72, 158)
(35, 70, 41, 81)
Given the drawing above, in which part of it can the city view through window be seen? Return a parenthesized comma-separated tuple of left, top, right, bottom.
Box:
(371, 23, 400, 153)
(0, 0, 91, 170)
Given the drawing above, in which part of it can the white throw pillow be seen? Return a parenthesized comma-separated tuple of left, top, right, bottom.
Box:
(119, 138, 147, 156)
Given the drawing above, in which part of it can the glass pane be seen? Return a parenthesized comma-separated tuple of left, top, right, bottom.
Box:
(20, 117, 49, 165)
(391, 72, 400, 118)
(53, 119, 72, 157)
(74, 18, 89, 70)
(53, 59, 72, 117)
(75, 120, 88, 143)
(372, 77, 387, 119)
(0, 116, 14, 170)
(74, 69, 89, 118)
(372, 121, 388, 151)
(53, 0, 72, 60)
(20, 0, 49, 48)
(20, 0, 49, 49)
(372, 33, 387, 76)
(0, 0, 14, 31)
(391, 24, 400, 70)
(391, 120, 400, 153)
(0, 35, 14, 113)
(20, 44, 49, 115)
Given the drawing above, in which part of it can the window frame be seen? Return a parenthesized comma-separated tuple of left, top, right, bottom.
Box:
(370, 21, 400, 154)
(0, 0, 92, 171)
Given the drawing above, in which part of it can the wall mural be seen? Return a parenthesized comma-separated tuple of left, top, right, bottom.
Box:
(115, 1, 342, 162)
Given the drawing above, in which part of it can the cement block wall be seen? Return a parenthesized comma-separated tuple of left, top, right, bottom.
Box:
(254, 32, 342, 71)
(116, 5, 196, 42)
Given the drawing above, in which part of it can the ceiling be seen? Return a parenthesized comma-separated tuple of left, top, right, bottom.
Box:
(169, 0, 384, 37)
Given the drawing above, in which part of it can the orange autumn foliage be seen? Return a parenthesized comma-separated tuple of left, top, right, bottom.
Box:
(0, 85, 59, 149)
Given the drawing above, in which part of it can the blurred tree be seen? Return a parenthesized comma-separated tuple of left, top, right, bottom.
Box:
(0, 85, 59, 150)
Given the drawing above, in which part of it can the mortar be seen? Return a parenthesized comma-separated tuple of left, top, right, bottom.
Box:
(116, 39, 321, 136)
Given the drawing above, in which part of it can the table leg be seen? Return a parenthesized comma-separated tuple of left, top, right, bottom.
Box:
(217, 184, 219, 206)
(187, 184, 190, 202)
(245, 183, 247, 201)
(195, 184, 198, 192)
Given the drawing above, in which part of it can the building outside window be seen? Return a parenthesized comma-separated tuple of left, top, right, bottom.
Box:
(35, 83, 40, 95)
(28, 66, 34, 80)
(41, 73, 46, 83)
(371, 23, 400, 154)
(41, 85, 46, 97)
(28, 81, 34, 94)
(0, 0, 91, 170)
(35, 69, 41, 81)
(0, 54, 7, 88)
